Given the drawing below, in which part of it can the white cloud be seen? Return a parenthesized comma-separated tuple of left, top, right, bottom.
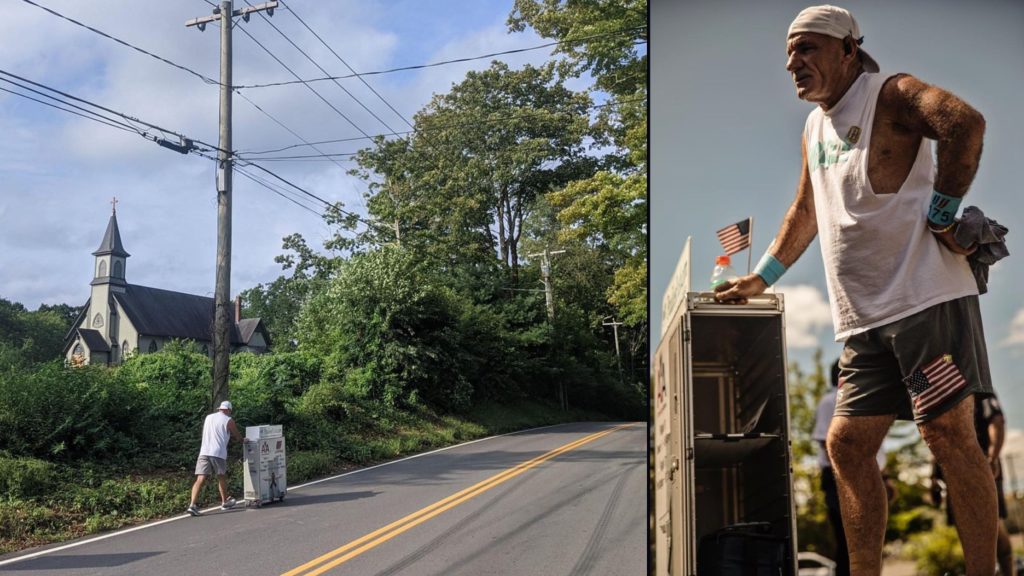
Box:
(1001, 309, 1024, 349)
(776, 283, 832, 348)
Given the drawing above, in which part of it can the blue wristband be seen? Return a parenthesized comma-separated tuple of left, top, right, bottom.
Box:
(754, 253, 787, 286)
(927, 190, 962, 226)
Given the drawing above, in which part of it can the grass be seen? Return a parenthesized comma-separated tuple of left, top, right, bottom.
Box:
(0, 400, 613, 556)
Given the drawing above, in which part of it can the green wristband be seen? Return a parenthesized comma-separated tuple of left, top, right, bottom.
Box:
(927, 190, 962, 226)
(754, 253, 787, 286)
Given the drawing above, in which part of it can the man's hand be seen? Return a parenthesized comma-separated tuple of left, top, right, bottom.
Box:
(931, 222, 976, 256)
(713, 273, 769, 305)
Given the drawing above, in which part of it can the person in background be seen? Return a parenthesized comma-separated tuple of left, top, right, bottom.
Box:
(814, 360, 894, 576)
(931, 394, 1016, 576)
(187, 400, 247, 516)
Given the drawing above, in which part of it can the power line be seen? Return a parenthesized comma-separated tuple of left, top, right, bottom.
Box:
(238, 160, 390, 237)
(1, 67, 344, 228)
(239, 151, 358, 160)
(234, 164, 327, 218)
(233, 20, 375, 141)
(0, 84, 139, 135)
(276, 0, 412, 132)
(24, 0, 347, 175)
(232, 88, 351, 173)
(234, 27, 648, 90)
(19, 0, 221, 87)
(238, 96, 646, 156)
(0, 76, 147, 135)
(242, 0, 404, 138)
(0, 68, 220, 154)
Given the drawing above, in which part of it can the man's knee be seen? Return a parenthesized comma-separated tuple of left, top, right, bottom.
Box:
(919, 396, 977, 455)
(826, 416, 888, 470)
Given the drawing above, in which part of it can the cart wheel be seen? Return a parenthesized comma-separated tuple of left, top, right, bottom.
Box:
(278, 494, 285, 502)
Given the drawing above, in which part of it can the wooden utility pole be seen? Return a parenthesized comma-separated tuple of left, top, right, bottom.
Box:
(529, 247, 566, 410)
(187, 1, 277, 410)
(603, 316, 625, 387)
(528, 248, 565, 322)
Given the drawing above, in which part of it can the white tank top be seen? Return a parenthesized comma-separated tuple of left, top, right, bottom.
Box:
(199, 411, 232, 459)
(804, 72, 977, 340)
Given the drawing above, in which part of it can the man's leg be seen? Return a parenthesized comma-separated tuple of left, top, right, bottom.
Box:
(216, 475, 229, 504)
(827, 413, 894, 576)
(190, 475, 206, 506)
(919, 395, 996, 576)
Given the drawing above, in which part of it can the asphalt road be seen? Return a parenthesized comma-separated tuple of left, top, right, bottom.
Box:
(0, 422, 645, 576)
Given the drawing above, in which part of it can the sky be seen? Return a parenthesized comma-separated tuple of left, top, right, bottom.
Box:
(0, 0, 568, 309)
(651, 0, 1024, 487)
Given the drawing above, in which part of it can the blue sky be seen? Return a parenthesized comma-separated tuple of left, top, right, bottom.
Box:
(651, 0, 1024, 480)
(0, 0, 558, 307)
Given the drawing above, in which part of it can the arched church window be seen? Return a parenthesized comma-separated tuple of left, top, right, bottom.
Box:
(98, 261, 107, 277)
(93, 313, 104, 328)
(122, 340, 130, 354)
(113, 261, 123, 278)
(73, 343, 83, 356)
(148, 340, 158, 353)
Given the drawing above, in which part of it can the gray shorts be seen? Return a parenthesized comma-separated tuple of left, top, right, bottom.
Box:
(836, 295, 993, 424)
(195, 455, 228, 476)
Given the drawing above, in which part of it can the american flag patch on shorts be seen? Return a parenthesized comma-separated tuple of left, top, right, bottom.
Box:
(903, 354, 968, 414)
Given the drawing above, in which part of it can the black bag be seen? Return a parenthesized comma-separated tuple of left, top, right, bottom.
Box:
(696, 522, 786, 576)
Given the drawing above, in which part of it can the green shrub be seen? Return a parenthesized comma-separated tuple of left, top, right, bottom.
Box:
(115, 342, 210, 463)
(0, 500, 60, 542)
(0, 361, 140, 461)
(286, 451, 336, 484)
(0, 457, 56, 500)
(904, 524, 965, 575)
(229, 352, 322, 430)
(887, 506, 938, 542)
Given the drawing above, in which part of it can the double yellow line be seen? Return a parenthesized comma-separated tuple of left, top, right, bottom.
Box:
(282, 423, 634, 576)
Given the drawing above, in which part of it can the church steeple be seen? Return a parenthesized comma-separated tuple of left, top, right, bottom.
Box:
(92, 197, 130, 259)
(91, 198, 129, 288)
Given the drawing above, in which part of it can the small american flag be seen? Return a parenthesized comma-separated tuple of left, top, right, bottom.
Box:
(716, 218, 752, 255)
(904, 354, 968, 414)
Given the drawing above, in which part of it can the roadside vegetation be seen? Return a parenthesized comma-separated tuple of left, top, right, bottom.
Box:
(0, 342, 610, 554)
(0, 1, 648, 556)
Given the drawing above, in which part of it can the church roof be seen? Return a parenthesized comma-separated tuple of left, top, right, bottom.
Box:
(76, 328, 110, 352)
(92, 212, 130, 258)
(113, 284, 243, 344)
(237, 318, 271, 347)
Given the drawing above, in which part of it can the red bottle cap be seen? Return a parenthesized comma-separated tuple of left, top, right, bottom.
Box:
(716, 255, 731, 266)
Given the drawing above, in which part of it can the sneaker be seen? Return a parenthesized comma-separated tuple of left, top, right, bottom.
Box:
(187, 504, 201, 517)
(221, 497, 236, 510)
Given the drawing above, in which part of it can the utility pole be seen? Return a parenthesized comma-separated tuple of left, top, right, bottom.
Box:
(187, 1, 277, 410)
(528, 247, 566, 409)
(528, 248, 566, 321)
(603, 316, 625, 387)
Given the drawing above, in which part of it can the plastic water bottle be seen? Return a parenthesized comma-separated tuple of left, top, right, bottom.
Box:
(710, 255, 738, 290)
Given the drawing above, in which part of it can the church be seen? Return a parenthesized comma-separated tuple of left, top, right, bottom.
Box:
(62, 204, 270, 366)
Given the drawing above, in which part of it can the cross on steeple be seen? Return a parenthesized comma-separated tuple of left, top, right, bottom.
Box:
(111, 196, 118, 214)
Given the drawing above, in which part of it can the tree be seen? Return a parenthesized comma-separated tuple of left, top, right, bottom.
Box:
(0, 298, 80, 365)
(296, 246, 473, 412)
(508, 0, 648, 381)
(508, 0, 648, 99)
(352, 61, 593, 284)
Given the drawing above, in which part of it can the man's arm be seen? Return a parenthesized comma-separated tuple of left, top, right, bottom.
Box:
(227, 418, 246, 443)
(715, 138, 817, 303)
(890, 74, 985, 254)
